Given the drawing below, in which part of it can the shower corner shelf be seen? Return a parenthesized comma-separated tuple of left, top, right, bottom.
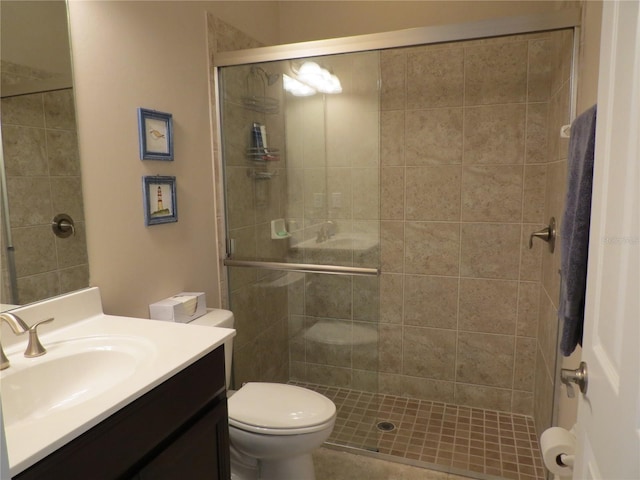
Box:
(247, 167, 278, 180)
(247, 147, 280, 163)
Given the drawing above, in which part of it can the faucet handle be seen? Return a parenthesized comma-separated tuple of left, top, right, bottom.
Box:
(24, 317, 54, 358)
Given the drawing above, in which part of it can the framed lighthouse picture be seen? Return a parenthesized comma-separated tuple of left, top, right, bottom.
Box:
(142, 176, 177, 225)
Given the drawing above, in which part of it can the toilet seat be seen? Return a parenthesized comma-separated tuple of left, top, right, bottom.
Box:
(228, 383, 336, 436)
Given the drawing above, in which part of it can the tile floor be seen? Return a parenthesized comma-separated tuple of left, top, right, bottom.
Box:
(295, 382, 546, 480)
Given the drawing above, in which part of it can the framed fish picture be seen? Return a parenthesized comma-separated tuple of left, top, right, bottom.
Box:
(138, 108, 174, 160)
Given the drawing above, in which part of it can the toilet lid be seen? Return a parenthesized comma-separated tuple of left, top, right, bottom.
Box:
(228, 383, 336, 435)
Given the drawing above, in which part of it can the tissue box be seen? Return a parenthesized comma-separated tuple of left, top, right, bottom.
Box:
(149, 292, 206, 323)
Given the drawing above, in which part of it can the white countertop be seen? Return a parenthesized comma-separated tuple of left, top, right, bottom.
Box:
(0, 288, 234, 476)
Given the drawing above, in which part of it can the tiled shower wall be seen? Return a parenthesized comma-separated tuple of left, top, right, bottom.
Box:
(376, 30, 572, 416)
(208, 16, 291, 387)
(1, 88, 89, 305)
(534, 29, 573, 436)
(210, 20, 573, 421)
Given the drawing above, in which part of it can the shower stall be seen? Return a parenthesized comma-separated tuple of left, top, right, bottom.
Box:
(211, 9, 579, 479)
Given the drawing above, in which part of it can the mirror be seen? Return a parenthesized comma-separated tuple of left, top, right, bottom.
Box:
(1, 0, 89, 311)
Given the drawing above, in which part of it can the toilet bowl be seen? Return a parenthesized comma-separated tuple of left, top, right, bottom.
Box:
(188, 309, 336, 480)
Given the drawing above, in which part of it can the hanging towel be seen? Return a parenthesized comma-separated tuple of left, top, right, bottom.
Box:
(559, 104, 597, 356)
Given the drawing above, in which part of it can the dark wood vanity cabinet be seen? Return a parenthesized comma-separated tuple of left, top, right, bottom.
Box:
(15, 346, 230, 480)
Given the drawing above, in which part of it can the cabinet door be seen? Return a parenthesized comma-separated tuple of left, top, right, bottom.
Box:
(137, 401, 230, 480)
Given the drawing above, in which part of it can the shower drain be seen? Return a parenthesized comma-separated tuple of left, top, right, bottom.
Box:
(376, 421, 396, 432)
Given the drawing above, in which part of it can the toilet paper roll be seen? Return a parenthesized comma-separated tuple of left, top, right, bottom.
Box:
(540, 427, 576, 478)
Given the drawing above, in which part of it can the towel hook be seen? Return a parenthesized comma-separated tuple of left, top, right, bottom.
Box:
(529, 217, 556, 253)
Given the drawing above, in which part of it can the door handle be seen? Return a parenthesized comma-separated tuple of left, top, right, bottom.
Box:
(560, 361, 588, 398)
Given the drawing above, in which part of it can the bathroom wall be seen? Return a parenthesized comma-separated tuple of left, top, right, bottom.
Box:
(1, 88, 89, 304)
(66, 1, 280, 318)
(276, 1, 580, 44)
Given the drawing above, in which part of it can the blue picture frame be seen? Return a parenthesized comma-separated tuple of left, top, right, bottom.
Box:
(142, 176, 178, 225)
(138, 108, 173, 160)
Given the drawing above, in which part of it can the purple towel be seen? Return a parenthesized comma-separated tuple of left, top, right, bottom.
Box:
(559, 105, 597, 356)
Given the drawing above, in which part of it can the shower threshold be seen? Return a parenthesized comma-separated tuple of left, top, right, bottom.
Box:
(292, 382, 545, 480)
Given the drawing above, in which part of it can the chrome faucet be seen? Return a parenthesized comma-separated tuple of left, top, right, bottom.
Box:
(0, 313, 54, 369)
(316, 221, 336, 243)
(1, 312, 29, 370)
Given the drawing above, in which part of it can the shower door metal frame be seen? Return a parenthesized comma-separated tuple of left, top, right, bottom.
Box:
(213, 8, 581, 67)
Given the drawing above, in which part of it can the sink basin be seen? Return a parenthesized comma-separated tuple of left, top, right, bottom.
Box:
(291, 232, 379, 252)
(1, 335, 156, 428)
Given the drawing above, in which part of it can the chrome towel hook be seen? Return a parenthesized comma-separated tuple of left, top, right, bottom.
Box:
(529, 217, 556, 253)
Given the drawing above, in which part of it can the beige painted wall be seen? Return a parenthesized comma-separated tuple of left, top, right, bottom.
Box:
(276, 1, 578, 44)
(67, 1, 278, 317)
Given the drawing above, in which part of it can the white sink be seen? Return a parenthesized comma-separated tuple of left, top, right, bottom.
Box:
(0, 287, 236, 477)
(1, 335, 156, 428)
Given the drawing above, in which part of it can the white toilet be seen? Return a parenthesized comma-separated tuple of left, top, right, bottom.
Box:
(189, 309, 336, 480)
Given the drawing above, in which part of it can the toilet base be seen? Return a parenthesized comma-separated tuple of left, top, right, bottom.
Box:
(231, 452, 315, 480)
(260, 453, 315, 480)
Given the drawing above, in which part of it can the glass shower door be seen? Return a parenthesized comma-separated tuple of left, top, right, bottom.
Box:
(219, 50, 381, 451)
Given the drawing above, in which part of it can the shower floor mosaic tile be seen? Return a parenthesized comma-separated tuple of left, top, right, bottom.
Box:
(293, 382, 546, 480)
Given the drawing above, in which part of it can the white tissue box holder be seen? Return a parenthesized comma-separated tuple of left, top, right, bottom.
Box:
(149, 292, 206, 323)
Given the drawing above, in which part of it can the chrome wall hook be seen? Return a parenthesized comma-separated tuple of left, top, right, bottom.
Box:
(529, 217, 556, 253)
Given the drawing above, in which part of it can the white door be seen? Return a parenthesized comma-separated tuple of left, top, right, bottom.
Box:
(573, 1, 640, 479)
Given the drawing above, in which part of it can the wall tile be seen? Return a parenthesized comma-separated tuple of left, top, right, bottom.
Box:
(305, 273, 352, 319)
(514, 337, 537, 392)
(50, 176, 85, 223)
(43, 90, 76, 130)
(463, 104, 525, 164)
(1, 93, 44, 127)
(381, 110, 405, 165)
(455, 383, 512, 411)
(526, 103, 549, 164)
(461, 165, 523, 222)
(464, 42, 528, 105)
(7, 177, 52, 227)
(511, 390, 534, 416)
(458, 278, 518, 334)
(533, 345, 554, 436)
(405, 166, 461, 221)
(403, 326, 457, 381)
(353, 167, 379, 220)
(379, 373, 454, 403)
(522, 165, 547, 223)
(16, 271, 59, 305)
(2, 125, 48, 176)
(517, 282, 540, 337)
(528, 38, 553, 102)
(460, 223, 520, 279)
(55, 222, 89, 268)
(306, 319, 352, 368)
(306, 363, 352, 388)
(520, 225, 543, 282)
(381, 167, 404, 220)
(380, 221, 404, 273)
(380, 273, 403, 324)
(379, 324, 403, 373)
(46, 130, 80, 176)
(405, 222, 459, 276)
(353, 275, 379, 322)
(404, 275, 458, 329)
(407, 47, 464, 108)
(12, 226, 57, 277)
(405, 108, 463, 165)
(456, 332, 515, 388)
(380, 49, 406, 111)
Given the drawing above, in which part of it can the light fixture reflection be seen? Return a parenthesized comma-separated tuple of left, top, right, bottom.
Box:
(297, 61, 342, 94)
(283, 74, 316, 97)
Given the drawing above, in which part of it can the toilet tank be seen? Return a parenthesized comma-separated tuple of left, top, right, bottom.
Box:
(189, 309, 235, 389)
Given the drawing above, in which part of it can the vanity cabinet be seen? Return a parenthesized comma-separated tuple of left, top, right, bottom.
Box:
(14, 346, 230, 480)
